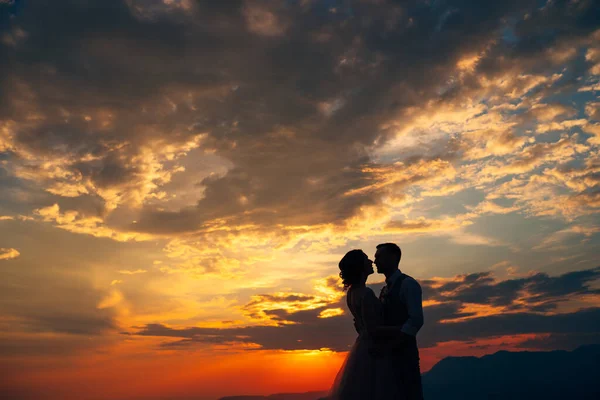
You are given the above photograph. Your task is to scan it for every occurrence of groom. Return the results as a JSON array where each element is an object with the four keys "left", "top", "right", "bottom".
[{"left": 374, "top": 242, "right": 424, "bottom": 400}]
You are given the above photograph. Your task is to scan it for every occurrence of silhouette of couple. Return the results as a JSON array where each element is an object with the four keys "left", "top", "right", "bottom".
[{"left": 327, "top": 243, "right": 424, "bottom": 400}]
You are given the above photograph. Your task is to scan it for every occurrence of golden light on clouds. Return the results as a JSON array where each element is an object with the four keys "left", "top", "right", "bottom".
[
  {"left": 97, "top": 289, "right": 124, "bottom": 310},
  {"left": 117, "top": 269, "right": 147, "bottom": 275},
  {"left": 0, "top": 247, "right": 20, "bottom": 260},
  {"left": 318, "top": 308, "right": 345, "bottom": 318},
  {"left": 1, "top": 1, "right": 600, "bottom": 399}
]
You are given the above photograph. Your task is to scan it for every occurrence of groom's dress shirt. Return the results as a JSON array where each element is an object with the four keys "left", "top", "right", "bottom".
[{"left": 384, "top": 269, "right": 424, "bottom": 336}]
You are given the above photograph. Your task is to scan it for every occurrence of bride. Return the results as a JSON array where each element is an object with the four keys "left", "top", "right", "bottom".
[{"left": 327, "top": 250, "right": 400, "bottom": 400}]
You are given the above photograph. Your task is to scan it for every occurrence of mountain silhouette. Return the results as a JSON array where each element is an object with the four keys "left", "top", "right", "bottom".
[
  {"left": 423, "top": 344, "right": 600, "bottom": 400},
  {"left": 218, "top": 345, "right": 600, "bottom": 400},
  {"left": 218, "top": 392, "right": 327, "bottom": 400}
]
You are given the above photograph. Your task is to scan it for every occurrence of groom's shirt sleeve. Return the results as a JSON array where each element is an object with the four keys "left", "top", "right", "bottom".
[{"left": 400, "top": 278, "right": 424, "bottom": 336}]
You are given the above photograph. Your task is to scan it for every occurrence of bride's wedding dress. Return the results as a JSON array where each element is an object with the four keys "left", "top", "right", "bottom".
[{"left": 327, "top": 286, "right": 400, "bottom": 400}]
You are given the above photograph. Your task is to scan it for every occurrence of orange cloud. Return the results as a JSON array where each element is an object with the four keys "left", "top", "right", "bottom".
[
  {"left": 34, "top": 204, "right": 153, "bottom": 242},
  {"left": 536, "top": 119, "right": 588, "bottom": 134},
  {"left": 318, "top": 308, "right": 345, "bottom": 318},
  {"left": 117, "top": 269, "right": 147, "bottom": 275},
  {"left": 0, "top": 247, "right": 20, "bottom": 260},
  {"left": 241, "top": 284, "right": 344, "bottom": 325},
  {"left": 529, "top": 103, "right": 577, "bottom": 122}
]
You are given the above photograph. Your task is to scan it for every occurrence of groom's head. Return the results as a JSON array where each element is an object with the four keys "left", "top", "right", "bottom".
[{"left": 374, "top": 243, "right": 401, "bottom": 274}]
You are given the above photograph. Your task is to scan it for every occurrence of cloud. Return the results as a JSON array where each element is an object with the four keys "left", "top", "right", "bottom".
[
  {"left": 132, "top": 307, "right": 356, "bottom": 352},
  {"left": 131, "top": 304, "right": 600, "bottom": 352},
  {"left": 466, "top": 201, "right": 521, "bottom": 215},
  {"left": 243, "top": 2, "right": 288, "bottom": 37},
  {"left": 128, "top": 266, "right": 600, "bottom": 352},
  {"left": 385, "top": 218, "right": 463, "bottom": 233},
  {"left": 0, "top": 1, "right": 599, "bottom": 381},
  {"left": 97, "top": 289, "right": 124, "bottom": 310},
  {"left": 117, "top": 269, "right": 147, "bottom": 275},
  {"left": 586, "top": 42, "right": 600, "bottom": 75},
  {"left": 418, "top": 306, "right": 600, "bottom": 348},
  {"left": 34, "top": 204, "right": 153, "bottom": 242},
  {"left": 1, "top": 0, "right": 596, "bottom": 252},
  {"left": 529, "top": 103, "right": 577, "bottom": 122},
  {"left": 584, "top": 123, "right": 600, "bottom": 145},
  {"left": 536, "top": 119, "right": 588, "bottom": 134},
  {"left": 126, "top": 0, "right": 194, "bottom": 20},
  {"left": 382, "top": 215, "right": 504, "bottom": 247},
  {"left": 585, "top": 102, "right": 600, "bottom": 121},
  {"left": 515, "top": 332, "right": 600, "bottom": 350},
  {"left": 0, "top": 274, "right": 119, "bottom": 337},
  {"left": 533, "top": 225, "right": 600, "bottom": 250},
  {"left": 241, "top": 284, "right": 345, "bottom": 326},
  {"left": 3, "top": 1, "right": 600, "bottom": 292},
  {"left": 0, "top": 247, "right": 19, "bottom": 260},
  {"left": 30, "top": 313, "right": 117, "bottom": 336},
  {"left": 421, "top": 267, "right": 600, "bottom": 312},
  {"left": 479, "top": 135, "right": 588, "bottom": 178},
  {"left": 481, "top": 147, "right": 600, "bottom": 221}
]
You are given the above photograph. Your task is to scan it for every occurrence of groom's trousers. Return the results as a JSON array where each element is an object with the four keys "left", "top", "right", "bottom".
[{"left": 393, "top": 337, "right": 424, "bottom": 400}]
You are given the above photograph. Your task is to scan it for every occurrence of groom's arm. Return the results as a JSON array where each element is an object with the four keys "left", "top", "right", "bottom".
[
  {"left": 371, "top": 279, "right": 423, "bottom": 342},
  {"left": 374, "top": 279, "right": 423, "bottom": 347},
  {"left": 400, "top": 278, "right": 424, "bottom": 337}
]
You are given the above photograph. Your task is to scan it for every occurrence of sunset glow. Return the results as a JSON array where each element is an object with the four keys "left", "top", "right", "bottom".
[{"left": 1, "top": 0, "right": 599, "bottom": 399}]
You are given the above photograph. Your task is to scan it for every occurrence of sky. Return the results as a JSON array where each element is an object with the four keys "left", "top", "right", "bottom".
[{"left": 1, "top": 0, "right": 600, "bottom": 399}]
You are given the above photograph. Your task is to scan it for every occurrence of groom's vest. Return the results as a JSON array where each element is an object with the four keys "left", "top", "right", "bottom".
[{"left": 382, "top": 273, "right": 409, "bottom": 327}]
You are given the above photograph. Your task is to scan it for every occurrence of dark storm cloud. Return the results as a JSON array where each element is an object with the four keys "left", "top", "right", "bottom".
[
  {"left": 511, "top": 0, "right": 600, "bottom": 55},
  {"left": 419, "top": 301, "right": 477, "bottom": 323},
  {"left": 515, "top": 332, "right": 600, "bottom": 351},
  {"left": 2, "top": 0, "right": 597, "bottom": 232},
  {"left": 420, "top": 266, "right": 600, "bottom": 310},
  {"left": 130, "top": 266, "right": 600, "bottom": 351},
  {"left": 467, "top": 0, "right": 600, "bottom": 109},
  {"left": 418, "top": 307, "right": 600, "bottom": 347}
]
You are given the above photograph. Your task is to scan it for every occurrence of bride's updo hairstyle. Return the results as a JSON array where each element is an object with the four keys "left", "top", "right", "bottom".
[{"left": 339, "top": 249, "right": 365, "bottom": 290}]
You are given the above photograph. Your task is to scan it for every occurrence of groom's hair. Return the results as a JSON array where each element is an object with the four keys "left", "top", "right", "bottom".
[{"left": 376, "top": 243, "right": 401, "bottom": 266}]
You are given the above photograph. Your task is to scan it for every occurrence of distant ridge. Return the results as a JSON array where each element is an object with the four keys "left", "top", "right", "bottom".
[
  {"left": 218, "top": 391, "right": 328, "bottom": 400},
  {"left": 423, "top": 344, "right": 600, "bottom": 400},
  {"left": 218, "top": 345, "right": 600, "bottom": 400}
]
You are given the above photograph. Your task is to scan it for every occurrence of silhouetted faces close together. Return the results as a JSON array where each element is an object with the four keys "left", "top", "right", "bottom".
[{"left": 339, "top": 243, "right": 402, "bottom": 290}]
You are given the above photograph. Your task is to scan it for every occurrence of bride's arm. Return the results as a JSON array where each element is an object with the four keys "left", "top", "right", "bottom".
[{"left": 361, "top": 288, "right": 382, "bottom": 336}]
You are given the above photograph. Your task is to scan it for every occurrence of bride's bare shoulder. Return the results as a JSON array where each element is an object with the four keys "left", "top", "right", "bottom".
[
  {"left": 356, "top": 286, "right": 375, "bottom": 296},
  {"left": 349, "top": 285, "right": 374, "bottom": 301}
]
